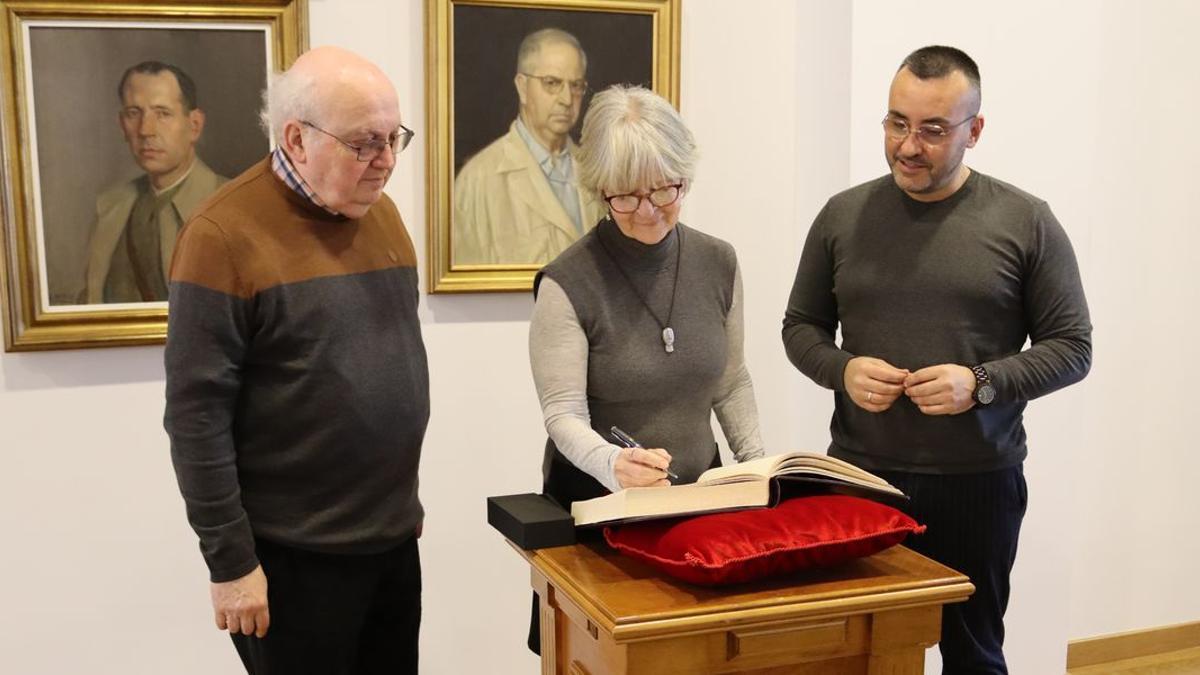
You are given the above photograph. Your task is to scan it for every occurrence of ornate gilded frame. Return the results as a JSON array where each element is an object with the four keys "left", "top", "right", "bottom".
[
  {"left": 0, "top": 0, "right": 307, "bottom": 351},
  {"left": 425, "top": 0, "right": 681, "bottom": 293}
]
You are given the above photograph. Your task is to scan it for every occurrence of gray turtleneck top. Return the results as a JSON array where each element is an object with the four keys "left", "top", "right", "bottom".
[{"left": 530, "top": 220, "right": 764, "bottom": 492}]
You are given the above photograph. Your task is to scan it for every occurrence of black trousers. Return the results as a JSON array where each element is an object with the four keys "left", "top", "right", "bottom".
[
  {"left": 231, "top": 535, "right": 421, "bottom": 675},
  {"left": 528, "top": 444, "right": 721, "bottom": 655},
  {"left": 873, "top": 464, "right": 1027, "bottom": 675}
]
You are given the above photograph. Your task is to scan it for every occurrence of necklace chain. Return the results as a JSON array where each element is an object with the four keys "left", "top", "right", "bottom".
[{"left": 596, "top": 223, "right": 683, "bottom": 354}]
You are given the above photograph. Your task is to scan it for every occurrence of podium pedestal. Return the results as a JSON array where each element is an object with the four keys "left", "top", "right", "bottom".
[{"left": 517, "top": 540, "right": 973, "bottom": 674}]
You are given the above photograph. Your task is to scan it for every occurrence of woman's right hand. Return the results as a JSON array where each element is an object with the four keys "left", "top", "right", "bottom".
[{"left": 614, "top": 446, "right": 673, "bottom": 488}]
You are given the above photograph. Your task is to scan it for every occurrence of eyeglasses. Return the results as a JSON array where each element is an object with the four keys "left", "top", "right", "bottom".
[
  {"left": 881, "top": 114, "right": 976, "bottom": 145},
  {"left": 603, "top": 183, "right": 684, "bottom": 214},
  {"left": 301, "top": 120, "right": 415, "bottom": 161},
  {"left": 520, "top": 73, "right": 588, "bottom": 98}
]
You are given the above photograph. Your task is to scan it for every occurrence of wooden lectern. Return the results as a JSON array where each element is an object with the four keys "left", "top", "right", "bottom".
[{"left": 517, "top": 540, "right": 973, "bottom": 674}]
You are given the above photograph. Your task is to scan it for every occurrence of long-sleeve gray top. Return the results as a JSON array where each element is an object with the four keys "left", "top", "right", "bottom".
[
  {"left": 783, "top": 171, "right": 1092, "bottom": 473},
  {"left": 531, "top": 221, "right": 764, "bottom": 492}
]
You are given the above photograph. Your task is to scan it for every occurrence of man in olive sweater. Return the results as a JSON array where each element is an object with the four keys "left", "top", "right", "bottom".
[
  {"left": 164, "top": 46, "right": 426, "bottom": 673},
  {"left": 783, "top": 46, "right": 1091, "bottom": 674}
]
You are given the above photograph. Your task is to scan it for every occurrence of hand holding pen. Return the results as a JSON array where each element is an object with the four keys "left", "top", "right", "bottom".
[{"left": 610, "top": 426, "right": 679, "bottom": 489}]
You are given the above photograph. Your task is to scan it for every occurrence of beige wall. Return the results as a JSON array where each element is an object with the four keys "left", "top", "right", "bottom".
[
  {"left": 1, "top": 1, "right": 1196, "bottom": 673},
  {"left": 849, "top": 3, "right": 1200, "bottom": 672}
]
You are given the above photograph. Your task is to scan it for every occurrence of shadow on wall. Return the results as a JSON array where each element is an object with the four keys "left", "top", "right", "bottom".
[
  {"left": 1, "top": 345, "right": 165, "bottom": 391},
  {"left": 425, "top": 292, "right": 536, "bottom": 324}
]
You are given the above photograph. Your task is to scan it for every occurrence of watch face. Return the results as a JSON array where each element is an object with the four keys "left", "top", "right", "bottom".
[{"left": 976, "top": 384, "right": 996, "bottom": 405}]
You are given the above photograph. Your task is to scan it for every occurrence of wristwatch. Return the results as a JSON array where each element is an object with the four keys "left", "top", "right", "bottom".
[{"left": 971, "top": 365, "right": 996, "bottom": 406}]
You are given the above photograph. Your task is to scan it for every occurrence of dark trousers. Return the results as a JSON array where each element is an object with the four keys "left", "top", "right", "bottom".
[
  {"left": 873, "top": 464, "right": 1027, "bottom": 675},
  {"left": 231, "top": 535, "right": 421, "bottom": 675},
  {"left": 528, "top": 443, "right": 722, "bottom": 654}
]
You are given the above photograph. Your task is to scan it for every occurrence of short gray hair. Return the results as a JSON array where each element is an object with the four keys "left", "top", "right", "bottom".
[
  {"left": 259, "top": 67, "right": 320, "bottom": 144},
  {"left": 576, "top": 85, "right": 696, "bottom": 195},
  {"left": 516, "top": 28, "right": 587, "bottom": 74}
]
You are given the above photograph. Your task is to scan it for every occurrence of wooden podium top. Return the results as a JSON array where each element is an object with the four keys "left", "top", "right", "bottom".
[{"left": 519, "top": 539, "right": 973, "bottom": 643}]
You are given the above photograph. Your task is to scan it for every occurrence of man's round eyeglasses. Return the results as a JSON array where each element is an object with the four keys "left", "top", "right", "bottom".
[
  {"left": 301, "top": 120, "right": 415, "bottom": 162},
  {"left": 520, "top": 73, "right": 588, "bottom": 98},
  {"left": 881, "top": 114, "right": 975, "bottom": 146},
  {"left": 603, "top": 184, "right": 684, "bottom": 214}
]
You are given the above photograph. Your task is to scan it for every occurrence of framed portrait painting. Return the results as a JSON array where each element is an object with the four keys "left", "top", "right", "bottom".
[
  {"left": 0, "top": 0, "right": 307, "bottom": 351},
  {"left": 425, "top": 0, "right": 681, "bottom": 293}
]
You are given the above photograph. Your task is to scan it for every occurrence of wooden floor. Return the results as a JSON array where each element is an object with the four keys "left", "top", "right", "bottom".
[{"left": 1067, "top": 646, "right": 1200, "bottom": 674}]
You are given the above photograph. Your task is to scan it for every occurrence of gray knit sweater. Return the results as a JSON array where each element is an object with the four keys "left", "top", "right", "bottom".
[
  {"left": 164, "top": 160, "right": 429, "bottom": 582},
  {"left": 783, "top": 170, "right": 1092, "bottom": 474},
  {"left": 530, "top": 220, "right": 764, "bottom": 492}
]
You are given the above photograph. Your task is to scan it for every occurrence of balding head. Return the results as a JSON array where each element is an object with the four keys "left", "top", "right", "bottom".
[
  {"left": 261, "top": 46, "right": 399, "bottom": 144},
  {"left": 263, "top": 46, "right": 405, "bottom": 218},
  {"left": 514, "top": 29, "right": 587, "bottom": 154}
]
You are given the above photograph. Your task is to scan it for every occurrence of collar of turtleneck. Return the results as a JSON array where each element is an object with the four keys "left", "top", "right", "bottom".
[{"left": 595, "top": 217, "right": 680, "bottom": 272}]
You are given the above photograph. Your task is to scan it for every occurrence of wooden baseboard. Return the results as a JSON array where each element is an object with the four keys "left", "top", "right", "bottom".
[{"left": 1067, "top": 620, "right": 1200, "bottom": 669}]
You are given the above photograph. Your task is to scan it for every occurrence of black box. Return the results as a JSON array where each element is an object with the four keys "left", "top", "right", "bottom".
[{"left": 487, "top": 493, "right": 576, "bottom": 550}]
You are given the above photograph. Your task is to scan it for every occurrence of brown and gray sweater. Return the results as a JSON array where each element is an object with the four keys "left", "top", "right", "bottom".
[{"left": 164, "top": 158, "right": 429, "bottom": 582}]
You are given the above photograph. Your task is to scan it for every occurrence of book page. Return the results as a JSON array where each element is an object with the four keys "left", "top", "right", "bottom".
[
  {"left": 698, "top": 451, "right": 902, "bottom": 494},
  {"left": 571, "top": 451, "right": 907, "bottom": 526},
  {"left": 571, "top": 478, "right": 771, "bottom": 526},
  {"left": 696, "top": 454, "right": 785, "bottom": 483},
  {"left": 774, "top": 466, "right": 903, "bottom": 495},
  {"left": 774, "top": 454, "right": 893, "bottom": 487}
]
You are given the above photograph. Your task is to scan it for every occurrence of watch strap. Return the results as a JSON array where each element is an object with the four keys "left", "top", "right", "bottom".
[
  {"left": 970, "top": 364, "right": 995, "bottom": 405},
  {"left": 970, "top": 364, "right": 991, "bottom": 386}
]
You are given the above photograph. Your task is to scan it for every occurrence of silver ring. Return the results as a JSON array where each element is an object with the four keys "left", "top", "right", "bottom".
[{"left": 866, "top": 391, "right": 874, "bottom": 403}]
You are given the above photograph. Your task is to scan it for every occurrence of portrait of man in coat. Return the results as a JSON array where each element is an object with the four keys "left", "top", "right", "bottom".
[{"left": 451, "top": 28, "right": 605, "bottom": 266}]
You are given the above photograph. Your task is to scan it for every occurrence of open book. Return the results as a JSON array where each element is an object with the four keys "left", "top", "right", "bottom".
[{"left": 571, "top": 451, "right": 906, "bottom": 527}]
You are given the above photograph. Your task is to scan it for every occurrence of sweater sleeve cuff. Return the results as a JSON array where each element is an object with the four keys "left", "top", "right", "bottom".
[
  {"left": 981, "top": 360, "right": 1006, "bottom": 403},
  {"left": 199, "top": 516, "right": 259, "bottom": 583},
  {"left": 209, "top": 556, "right": 261, "bottom": 584},
  {"left": 829, "top": 351, "right": 855, "bottom": 392},
  {"left": 602, "top": 447, "right": 622, "bottom": 493}
]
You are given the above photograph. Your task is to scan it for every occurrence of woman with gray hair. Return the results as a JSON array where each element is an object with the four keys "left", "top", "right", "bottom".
[{"left": 525, "top": 84, "right": 765, "bottom": 651}]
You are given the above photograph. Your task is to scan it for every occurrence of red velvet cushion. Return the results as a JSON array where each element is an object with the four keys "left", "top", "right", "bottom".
[{"left": 603, "top": 495, "right": 924, "bottom": 586}]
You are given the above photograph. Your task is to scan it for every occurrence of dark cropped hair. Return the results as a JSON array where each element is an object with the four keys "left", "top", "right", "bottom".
[
  {"left": 900, "top": 45, "right": 981, "bottom": 92},
  {"left": 117, "top": 60, "right": 198, "bottom": 111}
]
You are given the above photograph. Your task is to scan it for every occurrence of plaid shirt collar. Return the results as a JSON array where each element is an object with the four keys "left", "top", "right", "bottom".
[{"left": 271, "top": 147, "right": 339, "bottom": 215}]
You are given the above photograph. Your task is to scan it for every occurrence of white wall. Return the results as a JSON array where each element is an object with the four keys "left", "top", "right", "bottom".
[
  {"left": 1061, "top": 0, "right": 1200, "bottom": 637},
  {"left": 849, "top": 1, "right": 1200, "bottom": 671},
  {"left": 1, "top": 1, "right": 1197, "bottom": 674}
]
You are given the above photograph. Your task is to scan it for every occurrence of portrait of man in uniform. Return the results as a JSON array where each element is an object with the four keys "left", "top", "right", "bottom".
[
  {"left": 82, "top": 61, "right": 227, "bottom": 304},
  {"left": 0, "top": 12, "right": 305, "bottom": 351},
  {"left": 17, "top": 24, "right": 269, "bottom": 308}
]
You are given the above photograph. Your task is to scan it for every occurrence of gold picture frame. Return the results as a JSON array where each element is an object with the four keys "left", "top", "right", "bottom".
[
  {"left": 425, "top": 0, "right": 680, "bottom": 293},
  {"left": 0, "top": 0, "right": 307, "bottom": 351}
]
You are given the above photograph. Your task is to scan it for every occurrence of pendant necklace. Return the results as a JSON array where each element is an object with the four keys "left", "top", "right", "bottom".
[{"left": 597, "top": 222, "right": 683, "bottom": 354}]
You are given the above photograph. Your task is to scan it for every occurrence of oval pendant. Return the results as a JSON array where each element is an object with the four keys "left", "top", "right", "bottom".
[{"left": 662, "top": 327, "right": 675, "bottom": 353}]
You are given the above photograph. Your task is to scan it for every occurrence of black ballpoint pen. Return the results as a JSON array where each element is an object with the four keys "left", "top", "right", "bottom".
[{"left": 609, "top": 426, "right": 680, "bottom": 480}]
